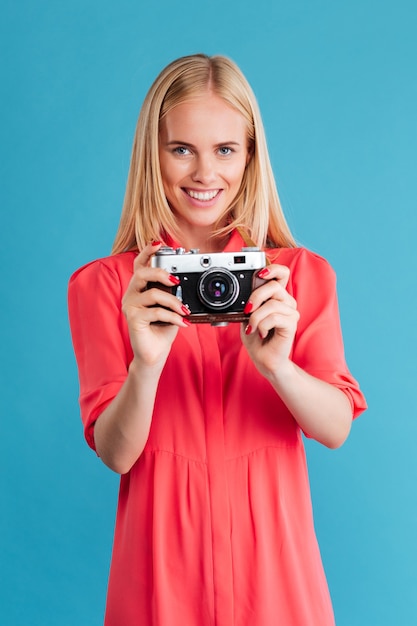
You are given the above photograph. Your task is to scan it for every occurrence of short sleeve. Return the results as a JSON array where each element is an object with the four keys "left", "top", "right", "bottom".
[
  {"left": 68, "top": 258, "right": 133, "bottom": 451},
  {"left": 287, "top": 249, "right": 367, "bottom": 420}
]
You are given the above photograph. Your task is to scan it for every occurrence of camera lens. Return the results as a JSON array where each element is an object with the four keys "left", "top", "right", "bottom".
[{"left": 198, "top": 268, "right": 239, "bottom": 310}]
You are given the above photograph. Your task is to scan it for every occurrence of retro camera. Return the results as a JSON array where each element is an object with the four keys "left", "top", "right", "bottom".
[{"left": 149, "top": 246, "right": 266, "bottom": 326}]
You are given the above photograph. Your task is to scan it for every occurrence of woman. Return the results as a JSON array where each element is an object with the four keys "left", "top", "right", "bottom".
[{"left": 68, "top": 53, "right": 366, "bottom": 625}]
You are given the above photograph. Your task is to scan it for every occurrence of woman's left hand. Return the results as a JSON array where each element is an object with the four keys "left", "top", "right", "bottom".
[{"left": 241, "top": 264, "right": 299, "bottom": 380}]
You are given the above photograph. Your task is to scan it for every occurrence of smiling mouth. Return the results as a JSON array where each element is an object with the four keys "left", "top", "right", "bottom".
[{"left": 185, "top": 189, "right": 220, "bottom": 201}]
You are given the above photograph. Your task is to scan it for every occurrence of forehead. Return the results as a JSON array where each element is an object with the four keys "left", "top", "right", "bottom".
[{"left": 160, "top": 93, "right": 248, "bottom": 141}]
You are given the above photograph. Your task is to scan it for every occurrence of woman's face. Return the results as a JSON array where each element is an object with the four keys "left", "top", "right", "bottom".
[{"left": 159, "top": 92, "right": 250, "bottom": 248}]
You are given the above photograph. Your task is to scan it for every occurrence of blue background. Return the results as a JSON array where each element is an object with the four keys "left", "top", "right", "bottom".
[{"left": 1, "top": 1, "right": 416, "bottom": 624}]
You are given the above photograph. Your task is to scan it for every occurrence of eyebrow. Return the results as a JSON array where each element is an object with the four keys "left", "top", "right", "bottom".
[{"left": 164, "top": 140, "right": 242, "bottom": 148}]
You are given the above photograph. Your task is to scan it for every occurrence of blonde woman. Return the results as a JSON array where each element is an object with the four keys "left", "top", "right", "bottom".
[{"left": 68, "top": 54, "right": 366, "bottom": 626}]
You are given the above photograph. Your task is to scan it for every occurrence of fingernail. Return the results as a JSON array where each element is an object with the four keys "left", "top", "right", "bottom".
[
  {"left": 245, "top": 324, "right": 252, "bottom": 336},
  {"left": 151, "top": 240, "right": 162, "bottom": 246},
  {"left": 169, "top": 274, "right": 180, "bottom": 285},
  {"left": 258, "top": 331, "right": 264, "bottom": 340},
  {"left": 243, "top": 301, "right": 253, "bottom": 314},
  {"left": 181, "top": 304, "right": 190, "bottom": 315},
  {"left": 183, "top": 318, "right": 192, "bottom": 327},
  {"left": 258, "top": 268, "right": 270, "bottom": 279}
]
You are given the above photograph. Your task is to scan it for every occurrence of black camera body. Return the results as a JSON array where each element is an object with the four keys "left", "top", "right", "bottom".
[{"left": 149, "top": 246, "right": 266, "bottom": 326}]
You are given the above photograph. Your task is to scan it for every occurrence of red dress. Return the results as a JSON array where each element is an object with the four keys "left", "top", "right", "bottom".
[{"left": 68, "top": 230, "right": 366, "bottom": 626}]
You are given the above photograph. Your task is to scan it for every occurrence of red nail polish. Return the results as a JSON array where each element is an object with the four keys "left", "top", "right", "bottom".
[
  {"left": 169, "top": 274, "right": 180, "bottom": 285},
  {"left": 258, "top": 331, "right": 264, "bottom": 340},
  {"left": 181, "top": 304, "right": 190, "bottom": 315},
  {"left": 243, "top": 301, "right": 253, "bottom": 314},
  {"left": 258, "top": 268, "right": 270, "bottom": 279},
  {"left": 151, "top": 240, "right": 162, "bottom": 246},
  {"left": 183, "top": 318, "right": 192, "bottom": 327},
  {"left": 245, "top": 324, "right": 252, "bottom": 336}
]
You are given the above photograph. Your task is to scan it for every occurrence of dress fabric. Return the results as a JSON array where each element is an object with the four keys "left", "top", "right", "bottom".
[{"left": 68, "top": 230, "right": 367, "bottom": 626}]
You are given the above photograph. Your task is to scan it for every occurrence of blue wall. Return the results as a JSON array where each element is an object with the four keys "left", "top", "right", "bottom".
[{"left": 1, "top": 1, "right": 416, "bottom": 624}]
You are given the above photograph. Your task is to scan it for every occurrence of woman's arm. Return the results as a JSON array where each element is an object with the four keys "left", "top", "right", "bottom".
[
  {"left": 93, "top": 243, "right": 190, "bottom": 473},
  {"left": 93, "top": 359, "right": 164, "bottom": 474},
  {"left": 261, "top": 360, "right": 352, "bottom": 448},
  {"left": 241, "top": 263, "right": 352, "bottom": 448}
]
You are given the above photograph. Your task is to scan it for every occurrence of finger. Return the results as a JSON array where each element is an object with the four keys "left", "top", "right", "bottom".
[
  {"left": 244, "top": 300, "right": 299, "bottom": 337},
  {"left": 249, "top": 299, "right": 299, "bottom": 327},
  {"left": 127, "top": 243, "right": 165, "bottom": 295},
  {"left": 257, "top": 264, "right": 290, "bottom": 289},
  {"left": 122, "top": 284, "right": 191, "bottom": 329},
  {"left": 129, "top": 267, "right": 181, "bottom": 295},
  {"left": 133, "top": 241, "right": 163, "bottom": 271},
  {"left": 246, "top": 280, "right": 297, "bottom": 313},
  {"left": 125, "top": 286, "right": 189, "bottom": 315},
  {"left": 257, "top": 309, "right": 299, "bottom": 340},
  {"left": 123, "top": 294, "right": 190, "bottom": 329},
  {"left": 132, "top": 304, "right": 191, "bottom": 328}
]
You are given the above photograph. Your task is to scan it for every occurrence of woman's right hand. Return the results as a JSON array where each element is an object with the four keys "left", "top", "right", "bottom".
[{"left": 122, "top": 242, "right": 190, "bottom": 368}]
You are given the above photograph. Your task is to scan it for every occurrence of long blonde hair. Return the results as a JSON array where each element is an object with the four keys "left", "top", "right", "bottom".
[{"left": 112, "top": 54, "right": 295, "bottom": 254}]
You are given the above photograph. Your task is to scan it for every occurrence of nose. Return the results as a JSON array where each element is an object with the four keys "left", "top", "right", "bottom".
[{"left": 191, "top": 154, "right": 217, "bottom": 185}]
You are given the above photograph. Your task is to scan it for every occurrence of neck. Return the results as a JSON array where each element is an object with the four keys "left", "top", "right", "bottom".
[{"left": 172, "top": 230, "right": 230, "bottom": 253}]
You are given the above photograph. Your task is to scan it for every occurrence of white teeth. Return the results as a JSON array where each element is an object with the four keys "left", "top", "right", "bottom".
[{"left": 187, "top": 190, "right": 219, "bottom": 201}]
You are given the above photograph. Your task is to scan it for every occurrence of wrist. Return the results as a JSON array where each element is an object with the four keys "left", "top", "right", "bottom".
[
  {"left": 265, "top": 358, "right": 298, "bottom": 389},
  {"left": 128, "top": 356, "right": 165, "bottom": 382}
]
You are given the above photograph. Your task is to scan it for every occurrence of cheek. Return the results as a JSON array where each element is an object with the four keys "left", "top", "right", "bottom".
[
  {"left": 161, "top": 161, "right": 189, "bottom": 189},
  {"left": 230, "top": 161, "right": 247, "bottom": 186},
  {"left": 159, "top": 162, "right": 177, "bottom": 191}
]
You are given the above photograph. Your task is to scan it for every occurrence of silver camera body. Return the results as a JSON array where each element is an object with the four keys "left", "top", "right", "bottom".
[{"left": 150, "top": 246, "right": 266, "bottom": 326}]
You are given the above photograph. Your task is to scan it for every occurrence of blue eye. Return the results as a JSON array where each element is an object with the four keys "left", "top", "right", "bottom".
[
  {"left": 218, "top": 147, "right": 232, "bottom": 156},
  {"left": 174, "top": 146, "right": 190, "bottom": 155}
]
